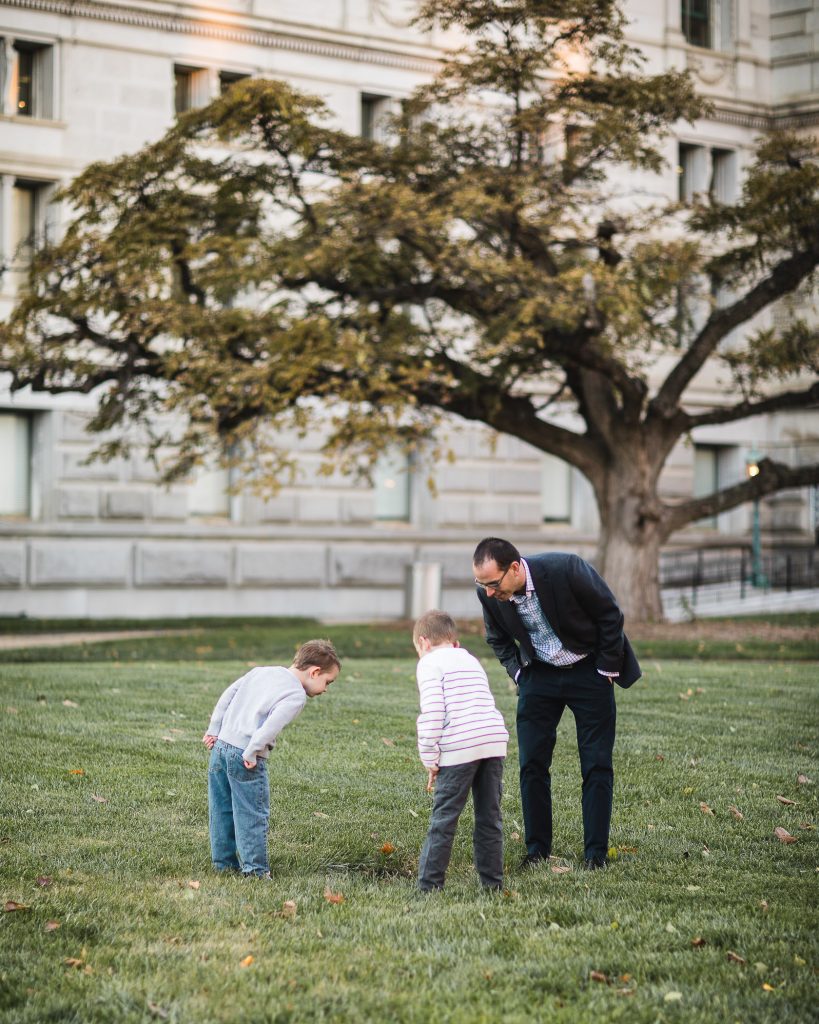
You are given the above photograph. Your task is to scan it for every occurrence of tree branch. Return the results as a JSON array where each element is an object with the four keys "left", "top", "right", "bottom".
[
  {"left": 650, "top": 245, "right": 819, "bottom": 419},
  {"left": 683, "top": 379, "right": 819, "bottom": 430},
  {"left": 665, "top": 458, "right": 819, "bottom": 534}
]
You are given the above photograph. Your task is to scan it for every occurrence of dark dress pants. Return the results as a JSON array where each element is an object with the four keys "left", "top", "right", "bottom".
[{"left": 516, "top": 657, "right": 616, "bottom": 862}]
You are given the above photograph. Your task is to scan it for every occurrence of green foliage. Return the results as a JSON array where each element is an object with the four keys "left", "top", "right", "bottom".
[
  {"left": 0, "top": 656, "right": 816, "bottom": 1022},
  {"left": 1, "top": 1, "right": 818, "bottom": 618}
]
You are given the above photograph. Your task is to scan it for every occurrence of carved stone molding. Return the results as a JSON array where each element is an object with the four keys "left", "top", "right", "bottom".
[{"left": 2, "top": 0, "right": 440, "bottom": 73}]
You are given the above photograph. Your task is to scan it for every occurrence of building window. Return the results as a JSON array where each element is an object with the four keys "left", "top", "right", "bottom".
[
  {"left": 5, "top": 40, "right": 55, "bottom": 119},
  {"left": 710, "top": 148, "right": 737, "bottom": 203},
  {"left": 374, "top": 450, "right": 411, "bottom": 521},
  {"left": 174, "top": 65, "right": 210, "bottom": 115},
  {"left": 678, "top": 144, "right": 736, "bottom": 204},
  {"left": 541, "top": 453, "right": 572, "bottom": 523},
  {"left": 0, "top": 412, "right": 31, "bottom": 516},
  {"left": 4, "top": 178, "right": 57, "bottom": 291},
  {"left": 219, "top": 70, "right": 250, "bottom": 95},
  {"left": 361, "top": 94, "right": 392, "bottom": 142},
  {"left": 682, "top": 0, "right": 711, "bottom": 48},
  {"left": 693, "top": 444, "right": 721, "bottom": 527},
  {"left": 188, "top": 465, "right": 230, "bottom": 518}
]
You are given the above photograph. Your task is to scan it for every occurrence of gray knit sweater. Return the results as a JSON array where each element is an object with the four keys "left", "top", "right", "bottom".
[{"left": 206, "top": 666, "right": 307, "bottom": 765}]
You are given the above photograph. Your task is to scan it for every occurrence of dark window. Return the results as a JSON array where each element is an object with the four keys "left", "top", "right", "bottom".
[
  {"left": 682, "top": 0, "right": 711, "bottom": 49},
  {"left": 15, "top": 45, "right": 34, "bottom": 116},
  {"left": 361, "top": 94, "right": 391, "bottom": 141},
  {"left": 219, "top": 71, "right": 250, "bottom": 95},
  {"left": 174, "top": 66, "right": 193, "bottom": 115}
]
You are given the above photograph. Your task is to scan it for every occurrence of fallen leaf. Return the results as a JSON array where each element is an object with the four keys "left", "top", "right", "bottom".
[
  {"left": 760, "top": 900, "right": 769, "bottom": 912},
  {"left": 90, "top": 795, "right": 108, "bottom": 804},
  {"left": 381, "top": 737, "right": 395, "bottom": 747},
  {"left": 689, "top": 758, "right": 699, "bottom": 767},
  {"left": 281, "top": 900, "right": 297, "bottom": 918},
  {"left": 654, "top": 754, "right": 665, "bottom": 761},
  {"left": 776, "top": 795, "right": 796, "bottom": 806},
  {"left": 313, "top": 811, "right": 329, "bottom": 819},
  {"left": 510, "top": 831, "right": 520, "bottom": 840},
  {"left": 379, "top": 843, "right": 395, "bottom": 855},
  {"left": 617, "top": 987, "right": 636, "bottom": 996},
  {"left": 68, "top": 769, "right": 85, "bottom": 776},
  {"left": 729, "top": 805, "right": 744, "bottom": 820},
  {"left": 762, "top": 983, "right": 775, "bottom": 992},
  {"left": 3, "top": 901, "right": 30, "bottom": 912},
  {"left": 797, "top": 774, "right": 812, "bottom": 785},
  {"left": 187, "top": 880, "right": 200, "bottom": 890},
  {"left": 774, "top": 826, "right": 797, "bottom": 844},
  {"left": 64, "top": 957, "right": 84, "bottom": 968},
  {"left": 620, "top": 974, "right": 632, "bottom": 983},
  {"left": 36, "top": 876, "right": 52, "bottom": 887},
  {"left": 240, "top": 955, "right": 254, "bottom": 967},
  {"left": 678, "top": 693, "right": 690, "bottom": 701},
  {"left": 590, "top": 970, "right": 608, "bottom": 983},
  {"left": 44, "top": 920, "right": 60, "bottom": 932},
  {"left": 664, "top": 991, "right": 683, "bottom": 1003},
  {"left": 798, "top": 822, "right": 814, "bottom": 830},
  {"left": 161, "top": 736, "right": 175, "bottom": 743},
  {"left": 551, "top": 865, "right": 572, "bottom": 874},
  {"left": 323, "top": 888, "right": 344, "bottom": 905},
  {"left": 147, "top": 1003, "right": 170, "bottom": 1020},
  {"left": 62, "top": 700, "right": 79, "bottom": 708},
  {"left": 726, "top": 951, "right": 746, "bottom": 964},
  {"left": 699, "top": 802, "right": 715, "bottom": 816},
  {"left": 691, "top": 937, "right": 707, "bottom": 947}
]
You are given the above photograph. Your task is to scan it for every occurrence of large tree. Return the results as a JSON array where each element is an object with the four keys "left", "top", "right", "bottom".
[{"left": 2, "top": 0, "right": 818, "bottom": 620}]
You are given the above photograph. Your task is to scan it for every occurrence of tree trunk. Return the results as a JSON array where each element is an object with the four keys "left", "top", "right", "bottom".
[
  {"left": 593, "top": 447, "right": 668, "bottom": 623},
  {"left": 597, "top": 525, "right": 664, "bottom": 623}
]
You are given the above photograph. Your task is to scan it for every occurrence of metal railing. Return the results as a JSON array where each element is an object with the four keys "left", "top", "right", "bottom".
[{"left": 660, "top": 545, "right": 819, "bottom": 599}]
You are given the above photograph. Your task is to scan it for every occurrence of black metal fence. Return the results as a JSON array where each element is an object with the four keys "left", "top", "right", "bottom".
[{"left": 660, "top": 545, "right": 819, "bottom": 597}]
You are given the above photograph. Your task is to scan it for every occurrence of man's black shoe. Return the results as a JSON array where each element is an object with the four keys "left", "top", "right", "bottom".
[
  {"left": 518, "top": 853, "right": 548, "bottom": 869},
  {"left": 583, "top": 857, "right": 608, "bottom": 871}
]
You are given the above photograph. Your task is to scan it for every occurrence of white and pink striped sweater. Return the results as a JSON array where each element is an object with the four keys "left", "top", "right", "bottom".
[{"left": 416, "top": 645, "right": 509, "bottom": 769}]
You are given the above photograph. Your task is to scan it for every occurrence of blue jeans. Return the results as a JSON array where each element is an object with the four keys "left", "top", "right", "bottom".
[
  {"left": 208, "top": 740, "right": 270, "bottom": 876},
  {"left": 418, "top": 757, "right": 505, "bottom": 891}
]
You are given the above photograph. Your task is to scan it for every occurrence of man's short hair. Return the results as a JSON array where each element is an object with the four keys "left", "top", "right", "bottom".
[
  {"left": 413, "top": 610, "right": 458, "bottom": 647},
  {"left": 294, "top": 639, "right": 341, "bottom": 672},
  {"left": 472, "top": 537, "right": 521, "bottom": 571}
]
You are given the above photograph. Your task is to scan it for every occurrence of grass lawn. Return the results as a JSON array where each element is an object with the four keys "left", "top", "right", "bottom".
[{"left": 0, "top": 652, "right": 816, "bottom": 1023}]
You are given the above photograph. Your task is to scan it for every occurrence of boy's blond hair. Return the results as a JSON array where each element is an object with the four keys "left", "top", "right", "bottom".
[
  {"left": 412, "top": 610, "right": 458, "bottom": 648},
  {"left": 293, "top": 639, "right": 341, "bottom": 672}
]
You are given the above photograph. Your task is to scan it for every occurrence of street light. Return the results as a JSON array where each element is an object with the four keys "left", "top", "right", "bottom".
[{"left": 745, "top": 447, "right": 768, "bottom": 588}]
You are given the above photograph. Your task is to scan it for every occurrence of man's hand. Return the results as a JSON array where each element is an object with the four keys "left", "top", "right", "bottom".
[
  {"left": 243, "top": 759, "right": 257, "bottom": 770},
  {"left": 426, "top": 766, "right": 439, "bottom": 793},
  {"left": 202, "top": 733, "right": 217, "bottom": 749}
]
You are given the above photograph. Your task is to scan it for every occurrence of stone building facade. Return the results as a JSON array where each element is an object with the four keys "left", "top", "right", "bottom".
[{"left": 0, "top": 0, "right": 817, "bottom": 619}]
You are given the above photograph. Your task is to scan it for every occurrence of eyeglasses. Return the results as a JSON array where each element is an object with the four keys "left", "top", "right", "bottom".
[{"left": 474, "top": 564, "right": 513, "bottom": 592}]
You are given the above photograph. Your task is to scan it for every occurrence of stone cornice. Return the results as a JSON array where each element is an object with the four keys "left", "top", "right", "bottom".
[
  {"left": 712, "top": 104, "right": 819, "bottom": 131},
  {"left": 1, "top": 0, "right": 442, "bottom": 73}
]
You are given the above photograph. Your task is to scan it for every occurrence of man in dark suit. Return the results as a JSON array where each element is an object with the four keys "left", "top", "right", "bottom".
[{"left": 472, "top": 537, "right": 640, "bottom": 870}]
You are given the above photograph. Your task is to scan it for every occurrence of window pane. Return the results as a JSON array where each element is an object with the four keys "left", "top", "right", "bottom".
[
  {"left": 0, "top": 413, "right": 31, "bottom": 516},
  {"left": 374, "top": 450, "right": 410, "bottom": 520},
  {"left": 361, "top": 94, "right": 391, "bottom": 141},
  {"left": 710, "top": 148, "right": 736, "bottom": 203},
  {"left": 694, "top": 445, "right": 718, "bottom": 527},
  {"left": 174, "top": 67, "right": 192, "bottom": 114},
  {"left": 220, "top": 71, "right": 249, "bottom": 94},
  {"left": 682, "top": 0, "right": 711, "bottom": 48},
  {"left": 15, "top": 46, "right": 34, "bottom": 116},
  {"left": 541, "top": 453, "right": 571, "bottom": 522}
]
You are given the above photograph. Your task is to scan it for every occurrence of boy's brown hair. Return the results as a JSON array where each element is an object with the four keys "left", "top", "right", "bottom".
[
  {"left": 412, "top": 610, "right": 458, "bottom": 648},
  {"left": 293, "top": 639, "right": 341, "bottom": 672}
]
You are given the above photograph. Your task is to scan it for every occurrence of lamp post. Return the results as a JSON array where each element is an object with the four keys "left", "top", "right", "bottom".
[{"left": 745, "top": 447, "right": 767, "bottom": 588}]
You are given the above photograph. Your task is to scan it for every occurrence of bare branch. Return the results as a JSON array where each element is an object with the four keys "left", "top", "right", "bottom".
[
  {"left": 665, "top": 458, "right": 819, "bottom": 534},
  {"left": 683, "top": 379, "right": 819, "bottom": 430}
]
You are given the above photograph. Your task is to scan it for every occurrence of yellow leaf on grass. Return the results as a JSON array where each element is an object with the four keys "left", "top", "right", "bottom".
[
  {"left": 726, "top": 951, "right": 746, "bottom": 964},
  {"left": 381, "top": 737, "right": 395, "bottom": 747},
  {"left": 324, "top": 888, "right": 344, "bottom": 904},
  {"left": 699, "top": 802, "right": 715, "bottom": 816},
  {"left": 762, "top": 983, "right": 775, "bottom": 992},
  {"left": 68, "top": 769, "right": 85, "bottom": 776},
  {"left": 240, "top": 955, "right": 254, "bottom": 967},
  {"left": 4, "top": 901, "right": 29, "bottom": 912},
  {"left": 281, "top": 900, "right": 297, "bottom": 918},
  {"left": 187, "top": 880, "right": 200, "bottom": 890},
  {"left": 44, "top": 920, "right": 60, "bottom": 932}
]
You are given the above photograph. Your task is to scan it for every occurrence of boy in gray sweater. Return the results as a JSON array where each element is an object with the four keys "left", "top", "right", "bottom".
[{"left": 202, "top": 638, "right": 341, "bottom": 878}]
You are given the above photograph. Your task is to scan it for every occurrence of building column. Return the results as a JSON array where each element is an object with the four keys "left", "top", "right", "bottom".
[{"left": 0, "top": 174, "right": 16, "bottom": 295}]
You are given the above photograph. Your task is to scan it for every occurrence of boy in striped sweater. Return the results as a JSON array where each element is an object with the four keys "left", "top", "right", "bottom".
[{"left": 414, "top": 610, "right": 509, "bottom": 891}]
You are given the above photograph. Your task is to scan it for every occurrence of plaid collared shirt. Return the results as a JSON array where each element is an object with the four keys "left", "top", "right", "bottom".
[{"left": 509, "top": 559, "right": 586, "bottom": 667}]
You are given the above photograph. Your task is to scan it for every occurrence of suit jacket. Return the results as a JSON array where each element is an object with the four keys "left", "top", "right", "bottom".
[{"left": 477, "top": 552, "right": 641, "bottom": 689}]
